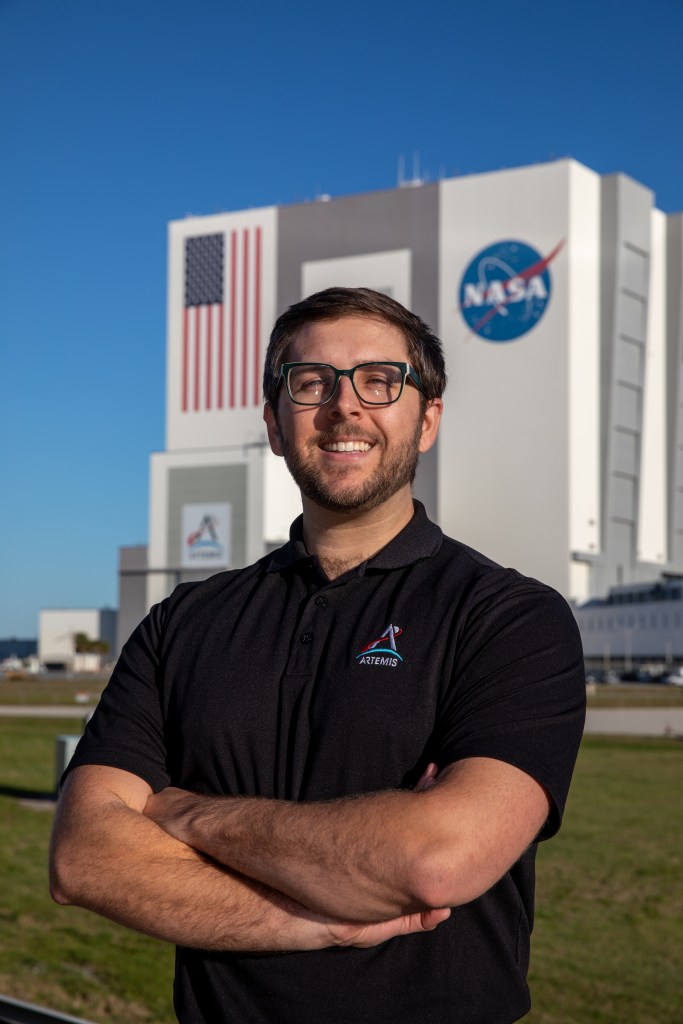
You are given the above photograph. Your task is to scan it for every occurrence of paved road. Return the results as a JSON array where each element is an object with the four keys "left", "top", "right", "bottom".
[
  {"left": 584, "top": 706, "right": 683, "bottom": 737},
  {"left": 2, "top": 704, "right": 683, "bottom": 737},
  {"left": 0, "top": 705, "right": 95, "bottom": 718}
]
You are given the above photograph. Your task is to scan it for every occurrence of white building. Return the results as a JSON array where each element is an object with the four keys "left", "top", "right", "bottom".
[
  {"left": 574, "top": 578, "right": 683, "bottom": 665},
  {"left": 39, "top": 608, "right": 117, "bottom": 671},
  {"left": 117, "top": 158, "right": 683, "bottom": 656}
]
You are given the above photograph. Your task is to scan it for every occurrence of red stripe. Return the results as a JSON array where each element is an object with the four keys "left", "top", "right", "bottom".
[
  {"left": 253, "top": 227, "right": 261, "bottom": 406},
  {"left": 194, "top": 305, "right": 201, "bottom": 411},
  {"left": 182, "top": 306, "right": 189, "bottom": 412},
  {"left": 206, "top": 304, "right": 213, "bottom": 410},
  {"left": 230, "top": 231, "right": 237, "bottom": 408},
  {"left": 217, "top": 304, "right": 224, "bottom": 409},
  {"left": 242, "top": 229, "right": 249, "bottom": 407}
]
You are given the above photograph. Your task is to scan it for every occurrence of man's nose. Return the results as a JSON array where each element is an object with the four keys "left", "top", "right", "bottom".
[{"left": 325, "top": 374, "right": 362, "bottom": 416}]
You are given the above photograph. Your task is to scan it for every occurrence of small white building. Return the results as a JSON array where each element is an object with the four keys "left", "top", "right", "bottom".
[
  {"left": 38, "top": 608, "right": 117, "bottom": 671},
  {"left": 574, "top": 578, "right": 683, "bottom": 666}
]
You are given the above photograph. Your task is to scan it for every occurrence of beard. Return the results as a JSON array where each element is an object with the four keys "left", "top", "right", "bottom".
[{"left": 278, "top": 419, "right": 423, "bottom": 514}]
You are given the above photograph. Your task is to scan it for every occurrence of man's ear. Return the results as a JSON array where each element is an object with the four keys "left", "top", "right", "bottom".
[
  {"left": 418, "top": 398, "right": 443, "bottom": 454},
  {"left": 264, "top": 402, "right": 284, "bottom": 456}
]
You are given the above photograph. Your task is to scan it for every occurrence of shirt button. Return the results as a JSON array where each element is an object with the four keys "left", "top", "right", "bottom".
[
  {"left": 300, "top": 631, "right": 314, "bottom": 644},
  {"left": 315, "top": 596, "right": 328, "bottom": 608}
]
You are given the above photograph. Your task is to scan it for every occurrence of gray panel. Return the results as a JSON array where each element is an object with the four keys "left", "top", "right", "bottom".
[
  {"left": 613, "top": 339, "right": 642, "bottom": 387},
  {"left": 611, "top": 475, "right": 636, "bottom": 521},
  {"left": 600, "top": 174, "right": 651, "bottom": 578},
  {"left": 119, "top": 545, "right": 148, "bottom": 572},
  {"left": 99, "top": 610, "right": 118, "bottom": 653},
  {"left": 116, "top": 545, "right": 149, "bottom": 656},
  {"left": 600, "top": 176, "right": 619, "bottom": 491},
  {"left": 276, "top": 185, "right": 440, "bottom": 520},
  {"left": 617, "top": 292, "right": 647, "bottom": 341},
  {"left": 277, "top": 185, "right": 439, "bottom": 323},
  {"left": 609, "top": 519, "right": 635, "bottom": 568},
  {"left": 667, "top": 215, "right": 683, "bottom": 563},
  {"left": 167, "top": 465, "right": 248, "bottom": 570},
  {"left": 609, "top": 175, "right": 654, "bottom": 248},
  {"left": 620, "top": 245, "right": 648, "bottom": 296},
  {"left": 415, "top": 446, "right": 438, "bottom": 515},
  {"left": 613, "top": 430, "right": 638, "bottom": 476},
  {"left": 614, "top": 383, "right": 640, "bottom": 430}
]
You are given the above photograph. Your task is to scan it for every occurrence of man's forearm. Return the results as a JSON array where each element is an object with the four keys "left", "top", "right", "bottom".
[
  {"left": 144, "top": 759, "right": 550, "bottom": 921},
  {"left": 144, "top": 785, "right": 443, "bottom": 921},
  {"left": 51, "top": 787, "right": 320, "bottom": 951},
  {"left": 50, "top": 767, "right": 449, "bottom": 951}
]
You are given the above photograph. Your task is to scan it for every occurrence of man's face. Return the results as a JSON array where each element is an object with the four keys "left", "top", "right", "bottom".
[{"left": 264, "top": 315, "right": 442, "bottom": 515}]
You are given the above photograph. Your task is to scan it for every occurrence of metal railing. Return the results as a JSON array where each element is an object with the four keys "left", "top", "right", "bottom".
[{"left": 0, "top": 996, "right": 96, "bottom": 1024}]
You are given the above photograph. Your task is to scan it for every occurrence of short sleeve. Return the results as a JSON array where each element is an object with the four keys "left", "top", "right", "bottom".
[
  {"left": 434, "top": 577, "right": 586, "bottom": 838},
  {"left": 63, "top": 601, "right": 172, "bottom": 792}
]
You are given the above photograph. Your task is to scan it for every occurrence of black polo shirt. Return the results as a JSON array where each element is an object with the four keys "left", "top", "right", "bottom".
[{"left": 69, "top": 502, "right": 586, "bottom": 1024}]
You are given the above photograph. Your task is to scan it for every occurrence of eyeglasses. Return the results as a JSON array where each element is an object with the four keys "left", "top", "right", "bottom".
[{"left": 278, "top": 361, "right": 425, "bottom": 407}]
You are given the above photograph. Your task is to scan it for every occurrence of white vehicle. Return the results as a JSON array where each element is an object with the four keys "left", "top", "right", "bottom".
[{"left": 661, "top": 670, "right": 683, "bottom": 687}]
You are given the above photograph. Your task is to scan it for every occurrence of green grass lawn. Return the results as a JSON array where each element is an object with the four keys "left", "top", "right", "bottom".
[
  {"left": 3, "top": 676, "right": 683, "bottom": 708},
  {"left": 0, "top": 721, "right": 681, "bottom": 1023},
  {"left": 0, "top": 718, "right": 175, "bottom": 1023},
  {"left": 527, "top": 736, "right": 683, "bottom": 1023},
  {"left": 0, "top": 676, "right": 106, "bottom": 706},
  {"left": 586, "top": 683, "right": 683, "bottom": 708}
]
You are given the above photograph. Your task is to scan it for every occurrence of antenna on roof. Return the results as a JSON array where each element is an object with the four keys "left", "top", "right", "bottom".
[{"left": 398, "top": 151, "right": 425, "bottom": 188}]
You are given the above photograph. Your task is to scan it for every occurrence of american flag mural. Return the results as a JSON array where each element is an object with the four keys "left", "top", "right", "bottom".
[{"left": 182, "top": 227, "right": 263, "bottom": 412}]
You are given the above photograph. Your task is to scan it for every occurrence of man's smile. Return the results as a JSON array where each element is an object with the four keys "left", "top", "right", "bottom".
[{"left": 320, "top": 440, "right": 374, "bottom": 453}]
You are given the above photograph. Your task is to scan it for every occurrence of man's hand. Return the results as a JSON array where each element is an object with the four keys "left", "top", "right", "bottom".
[
  {"left": 143, "top": 786, "right": 203, "bottom": 845},
  {"left": 414, "top": 762, "right": 439, "bottom": 791},
  {"left": 326, "top": 908, "right": 450, "bottom": 948}
]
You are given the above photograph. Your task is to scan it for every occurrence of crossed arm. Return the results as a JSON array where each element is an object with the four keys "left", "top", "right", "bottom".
[
  {"left": 49, "top": 764, "right": 449, "bottom": 952},
  {"left": 50, "top": 757, "right": 549, "bottom": 950},
  {"left": 142, "top": 757, "right": 549, "bottom": 921}
]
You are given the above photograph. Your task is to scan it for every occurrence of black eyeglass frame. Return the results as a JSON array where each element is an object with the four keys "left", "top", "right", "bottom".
[{"left": 277, "top": 361, "right": 425, "bottom": 407}]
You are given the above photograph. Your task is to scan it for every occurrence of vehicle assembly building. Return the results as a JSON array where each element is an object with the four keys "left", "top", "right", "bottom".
[{"left": 117, "top": 158, "right": 683, "bottom": 656}]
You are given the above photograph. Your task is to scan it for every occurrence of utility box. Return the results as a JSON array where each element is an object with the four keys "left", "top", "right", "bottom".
[{"left": 55, "top": 735, "right": 81, "bottom": 790}]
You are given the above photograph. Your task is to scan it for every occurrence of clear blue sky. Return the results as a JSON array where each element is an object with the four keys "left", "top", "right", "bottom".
[{"left": 1, "top": 0, "right": 682, "bottom": 638}]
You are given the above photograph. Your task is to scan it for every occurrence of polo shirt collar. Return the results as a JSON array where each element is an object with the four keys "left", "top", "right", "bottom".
[{"left": 265, "top": 501, "right": 442, "bottom": 574}]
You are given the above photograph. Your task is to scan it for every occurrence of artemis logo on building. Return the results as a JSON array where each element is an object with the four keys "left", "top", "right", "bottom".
[
  {"left": 181, "top": 502, "right": 231, "bottom": 568},
  {"left": 458, "top": 239, "right": 564, "bottom": 342},
  {"left": 186, "top": 515, "right": 223, "bottom": 559}
]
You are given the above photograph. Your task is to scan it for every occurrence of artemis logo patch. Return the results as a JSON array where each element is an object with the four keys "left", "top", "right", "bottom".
[{"left": 356, "top": 624, "right": 403, "bottom": 667}]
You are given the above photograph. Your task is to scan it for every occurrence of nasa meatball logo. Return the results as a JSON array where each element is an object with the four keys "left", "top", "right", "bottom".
[{"left": 458, "top": 239, "right": 564, "bottom": 342}]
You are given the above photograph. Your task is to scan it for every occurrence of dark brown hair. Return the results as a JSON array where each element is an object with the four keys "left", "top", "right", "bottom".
[{"left": 262, "top": 287, "right": 447, "bottom": 408}]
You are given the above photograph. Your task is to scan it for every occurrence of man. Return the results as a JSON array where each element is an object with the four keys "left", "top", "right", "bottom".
[{"left": 50, "top": 287, "right": 586, "bottom": 1023}]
